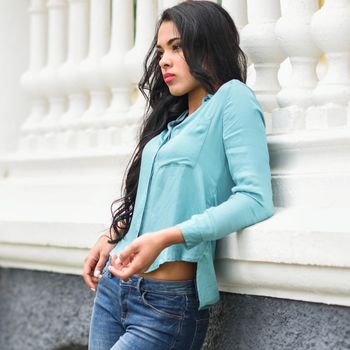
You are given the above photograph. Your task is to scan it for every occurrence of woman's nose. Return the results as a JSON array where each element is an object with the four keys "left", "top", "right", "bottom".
[{"left": 159, "top": 52, "right": 171, "bottom": 68}]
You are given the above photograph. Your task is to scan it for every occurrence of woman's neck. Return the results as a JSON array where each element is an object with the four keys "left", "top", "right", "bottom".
[{"left": 187, "top": 88, "right": 208, "bottom": 115}]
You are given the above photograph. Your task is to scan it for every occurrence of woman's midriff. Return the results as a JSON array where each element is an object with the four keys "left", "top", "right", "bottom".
[{"left": 138, "top": 261, "right": 196, "bottom": 281}]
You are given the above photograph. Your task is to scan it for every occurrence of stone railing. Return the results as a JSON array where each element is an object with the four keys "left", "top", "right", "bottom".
[
  {"left": 1, "top": 0, "right": 350, "bottom": 307},
  {"left": 18, "top": 0, "right": 350, "bottom": 147}
]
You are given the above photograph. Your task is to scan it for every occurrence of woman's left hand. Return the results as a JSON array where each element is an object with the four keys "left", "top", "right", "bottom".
[{"left": 108, "top": 232, "right": 165, "bottom": 280}]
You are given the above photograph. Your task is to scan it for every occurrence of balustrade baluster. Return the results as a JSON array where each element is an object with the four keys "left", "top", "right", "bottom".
[
  {"left": 241, "top": 0, "right": 285, "bottom": 132},
  {"left": 19, "top": 0, "right": 48, "bottom": 152},
  {"left": 38, "top": 0, "right": 67, "bottom": 151},
  {"left": 58, "top": 0, "right": 89, "bottom": 150},
  {"left": 78, "top": 0, "right": 111, "bottom": 149},
  {"left": 273, "top": 0, "right": 320, "bottom": 133},
  {"left": 307, "top": 0, "right": 350, "bottom": 129},
  {"left": 158, "top": 0, "right": 180, "bottom": 14},
  {"left": 100, "top": 0, "right": 133, "bottom": 149},
  {"left": 125, "top": 0, "right": 158, "bottom": 125},
  {"left": 222, "top": 0, "right": 247, "bottom": 31}
]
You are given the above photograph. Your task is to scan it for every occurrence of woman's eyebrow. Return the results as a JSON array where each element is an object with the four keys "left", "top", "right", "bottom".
[{"left": 156, "top": 37, "right": 181, "bottom": 49}]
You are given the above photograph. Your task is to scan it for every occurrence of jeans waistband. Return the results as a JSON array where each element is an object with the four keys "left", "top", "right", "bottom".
[{"left": 120, "top": 275, "right": 196, "bottom": 295}]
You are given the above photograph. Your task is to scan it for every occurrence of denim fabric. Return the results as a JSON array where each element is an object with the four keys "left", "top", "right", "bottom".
[{"left": 89, "top": 259, "right": 209, "bottom": 350}]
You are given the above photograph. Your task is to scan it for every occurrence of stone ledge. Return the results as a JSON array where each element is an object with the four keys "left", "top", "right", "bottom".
[{"left": 0, "top": 208, "right": 349, "bottom": 307}]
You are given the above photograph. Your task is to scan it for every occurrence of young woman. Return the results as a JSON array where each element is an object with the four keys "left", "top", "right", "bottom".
[{"left": 84, "top": 1, "right": 274, "bottom": 349}]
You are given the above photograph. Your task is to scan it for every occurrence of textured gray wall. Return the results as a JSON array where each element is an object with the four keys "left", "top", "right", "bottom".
[
  {"left": 1, "top": 267, "right": 350, "bottom": 350},
  {"left": 0, "top": 267, "right": 93, "bottom": 350},
  {"left": 204, "top": 293, "right": 350, "bottom": 350}
]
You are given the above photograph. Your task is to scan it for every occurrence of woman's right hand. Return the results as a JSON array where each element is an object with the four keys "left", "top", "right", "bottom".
[{"left": 83, "top": 233, "right": 116, "bottom": 291}]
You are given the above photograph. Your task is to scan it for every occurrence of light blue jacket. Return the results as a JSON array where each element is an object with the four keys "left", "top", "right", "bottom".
[{"left": 111, "top": 79, "right": 274, "bottom": 310}]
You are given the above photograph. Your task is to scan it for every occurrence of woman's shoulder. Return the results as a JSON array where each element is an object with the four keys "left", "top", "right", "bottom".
[
  {"left": 215, "top": 79, "right": 256, "bottom": 100},
  {"left": 210, "top": 79, "right": 262, "bottom": 116},
  {"left": 209, "top": 79, "right": 264, "bottom": 126}
]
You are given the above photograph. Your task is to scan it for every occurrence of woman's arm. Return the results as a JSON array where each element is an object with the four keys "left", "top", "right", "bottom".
[{"left": 176, "top": 84, "right": 274, "bottom": 248}]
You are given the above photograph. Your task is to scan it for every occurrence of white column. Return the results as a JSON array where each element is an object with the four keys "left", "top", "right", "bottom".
[
  {"left": 78, "top": 0, "right": 111, "bottom": 148},
  {"left": 100, "top": 0, "right": 133, "bottom": 148},
  {"left": 80, "top": 0, "right": 110, "bottom": 120},
  {"left": 273, "top": 0, "right": 320, "bottom": 133},
  {"left": 58, "top": 0, "right": 89, "bottom": 149},
  {"left": 125, "top": 0, "right": 158, "bottom": 124},
  {"left": 158, "top": 0, "right": 179, "bottom": 15},
  {"left": 19, "top": 0, "right": 48, "bottom": 152},
  {"left": 222, "top": 0, "right": 253, "bottom": 96},
  {"left": 307, "top": 0, "right": 350, "bottom": 129},
  {"left": 38, "top": 0, "right": 67, "bottom": 151},
  {"left": 222, "top": 0, "right": 248, "bottom": 31},
  {"left": 241, "top": 0, "right": 285, "bottom": 125},
  {"left": 161, "top": 0, "right": 179, "bottom": 7}
]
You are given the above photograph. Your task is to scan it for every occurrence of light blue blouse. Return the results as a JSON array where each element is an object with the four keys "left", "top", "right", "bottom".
[{"left": 111, "top": 79, "right": 274, "bottom": 310}]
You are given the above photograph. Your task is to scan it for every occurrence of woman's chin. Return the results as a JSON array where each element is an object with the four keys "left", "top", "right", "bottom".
[{"left": 168, "top": 87, "right": 185, "bottom": 97}]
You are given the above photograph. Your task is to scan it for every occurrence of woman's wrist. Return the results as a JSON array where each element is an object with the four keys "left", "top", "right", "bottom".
[
  {"left": 156, "top": 226, "right": 185, "bottom": 249},
  {"left": 100, "top": 228, "right": 117, "bottom": 244},
  {"left": 101, "top": 233, "right": 113, "bottom": 241}
]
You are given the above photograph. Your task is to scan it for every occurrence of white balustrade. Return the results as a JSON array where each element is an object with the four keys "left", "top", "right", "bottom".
[
  {"left": 222, "top": 0, "right": 248, "bottom": 31},
  {"left": 17, "top": 0, "right": 350, "bottom": 154},
  {"left": 158, "top": 0, "right": 180, "bottom": 15},
  {"left": 78, "top": 0, "right": 111, "bottom": 148},
  {"left": 39, "top": 0, "right": 67, "bottom": 151},
  {"left": 124, "top": 0, "right": 158, "bottom": 124},
  {"left": 273, "top": 0, "right": 320, "bottom": 133},
  {"left": 19, "top": 0, "right": 48, "bottom": 152},
  {"left": 222, "top": 0, "right": 249, "bottom": 79},
  {"left": 58, "top": 0, "right": 89, "bottom": 150},
  {"left": 241, "top": 0, "right": 286, "bottom": 132},
  {"left": 306, "top": 0, "right": 350, "bottom": 129},
  {"left": 100, "top": 0, "right": 133, "bottom": 149}
]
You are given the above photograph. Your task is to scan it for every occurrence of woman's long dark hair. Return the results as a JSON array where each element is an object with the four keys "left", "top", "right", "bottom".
[{"left": 108, "top": 0, "right": 247, "bottom": 243}]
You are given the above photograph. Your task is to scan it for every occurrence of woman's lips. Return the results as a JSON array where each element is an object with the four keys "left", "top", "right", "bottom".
[{"left": 164, "top": 74, "right": 175, "bottom": 83}]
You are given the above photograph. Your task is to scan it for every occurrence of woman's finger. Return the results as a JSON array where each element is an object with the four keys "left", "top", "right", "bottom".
[
  {"left": 109, "top": 256, "right": 144, "bottom": 280},
  {"left": 108, "top": 263, "right": 134, "bottom": 281},
  {"left": 93, "top": 253, "right": 109, "bottom": 279},
  {"left": 118, "top": 244, "right": 137, "bottom": 264},
  {"left": 83, "top": 255, "right": 98, "bottom": 291}
]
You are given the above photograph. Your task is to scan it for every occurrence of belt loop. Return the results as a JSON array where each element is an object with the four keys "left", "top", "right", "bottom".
[{"left": 136, "top": 276, "right": 144, "bottom": 295}]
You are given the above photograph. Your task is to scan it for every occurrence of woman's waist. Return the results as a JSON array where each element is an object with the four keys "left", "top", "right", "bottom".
[
  {"left": 138, "top": 260, "right": 196, "bottom": 281},
  {"left": 120, "top": 273, "right": 196, "bottom": 295}
]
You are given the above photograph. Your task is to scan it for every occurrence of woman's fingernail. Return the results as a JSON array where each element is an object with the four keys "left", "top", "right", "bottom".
[
  {"left": 90, "top": 288, "right": 96, "bottom": 292},
  {"left": 93, "top": 270, "right": 101, "bottom": 278}
]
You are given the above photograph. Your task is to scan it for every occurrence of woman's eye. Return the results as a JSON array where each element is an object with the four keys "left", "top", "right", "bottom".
[{"left": 156, "top": 44, "right": 181, "bottom": 59}]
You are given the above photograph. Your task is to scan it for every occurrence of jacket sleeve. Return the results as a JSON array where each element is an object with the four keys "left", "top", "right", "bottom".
[{"left": 176, "top": 83, "right": 274, "bottom": 249}]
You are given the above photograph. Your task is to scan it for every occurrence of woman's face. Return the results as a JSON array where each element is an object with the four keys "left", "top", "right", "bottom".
[{"left": 156, "top": 21, "right": 204, "bottom": 99}]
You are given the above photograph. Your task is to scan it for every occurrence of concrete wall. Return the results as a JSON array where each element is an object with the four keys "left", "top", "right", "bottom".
[
  {"left": 1, "top": 268, "right": 349, "bottom": 350},
  {"left": 0, "top": 268, "right": 92, "bottom": 350}
]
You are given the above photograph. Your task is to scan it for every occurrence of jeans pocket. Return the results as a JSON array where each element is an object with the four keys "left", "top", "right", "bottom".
[{"left": 141, "top": 291, "right": 185, "bottom": 320}]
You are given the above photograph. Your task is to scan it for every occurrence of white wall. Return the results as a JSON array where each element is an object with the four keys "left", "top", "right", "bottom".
[{"left": 0, "top": 0, "right": 30, "bottom": 154}]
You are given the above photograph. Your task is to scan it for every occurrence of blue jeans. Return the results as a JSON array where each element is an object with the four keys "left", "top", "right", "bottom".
[{"left": 89, "top": 258, "right": 210, "bottom": 350}]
